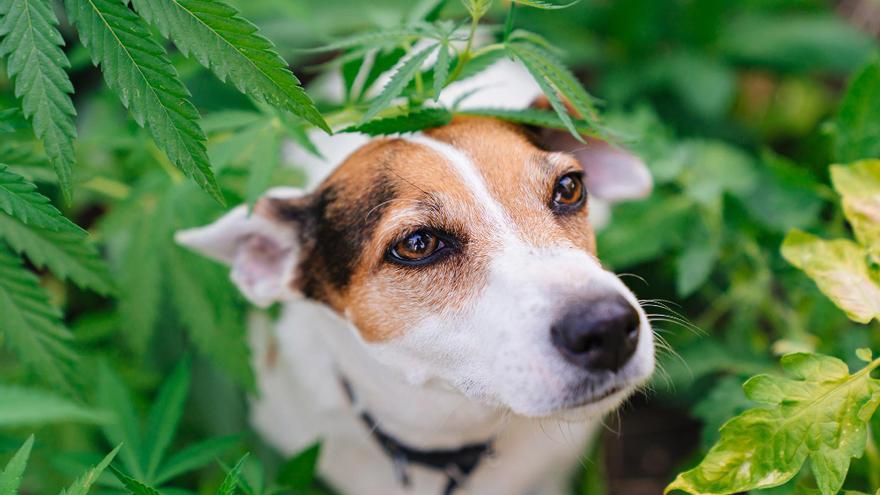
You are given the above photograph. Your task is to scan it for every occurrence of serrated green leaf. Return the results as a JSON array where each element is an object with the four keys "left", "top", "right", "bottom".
[
  {"left": 507, "top": 42, "right": 582, "bottom": 141},
  {"left": 830, "top": 160, "right": 880, "bottom": 252},
  {"left": 244, "top": 126, "right": 280, "bottom": 208},
  {"left": 433, "top": 43, "right": 451, "bottom": 100},
  {"left": 64, "top": 0, "right": 222, "bottom": 203},
  {"left": 96, "top": 363, "right": 144, "bottom": 479},
  {"left": 154, "top": 435, "right": 239, "bottom": 485},
  {"left": 0, "top": 435, "right": 33, "bottom": 495},
  {"left": 834, "top": 59, "right": 880, "bottom": 163},
  {"left": 0, "top": 213, "right": 114, "bottom": 294},
  {"left": 0, "top": 0, "right": 77, "bottom": 201},
  {"left": 117, "top": 204, "right": 168, "bottom": 354},
  {"left": 0, "top": 387, "right": 105, "bottom": 426},
  {"left": 513, "top": 0, "right": 582, "bottom": 9},
  {"left": 109, "top": 466, "right": 161, "bottom": 495},
  {"left": 457, "top": 107, "right": 599, "bottom": 134},
  {"left": 0, "top": 244, "right": 75, "bottom": 389},
  {"left": 59, "top": 445, "right": 121, "bottom": 495},
  {"left": 217, "top": 454, "right": 248, "bottom": 495},
  {"left": 462, "top": 0, "right": 492, "bottom": 19},
  {"left": 343, "top": 107, "right": 452, "bottom": 136},
  {"left": 143, "top": 358, "right": 191, "bottom": 481},
  {"left": 166, "top": 246, "right": 253, "bottom": 389},
  {"left": 361, "top": 44, "right": 438, "bottom": 123},
  {"left": 0, "top": 164, "right": 83, "bottom": 233},
  {"left": 782, "top": 229, "right": 880, "bottom": 324},
  {"left": 130, "top": 0, "right": 327, "bottom": 132},
  {"left": 666, "top": 353, "right": 880, "bottom": 495},
  {"left": 508, "top": 41, "right": 598, "bottom": 130}
]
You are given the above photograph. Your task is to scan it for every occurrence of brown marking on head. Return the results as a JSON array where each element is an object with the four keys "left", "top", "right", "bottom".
[{"left": 262, "top": 117, "right": 598, "bottom": 342}]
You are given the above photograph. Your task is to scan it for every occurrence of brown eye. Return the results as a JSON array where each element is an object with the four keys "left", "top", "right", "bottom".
[
  {"left": 388, "top": 230, "right": 447, "bottom": 265},
  {"left": 551, "top": 172, "right": 586, "bottom": 212}
]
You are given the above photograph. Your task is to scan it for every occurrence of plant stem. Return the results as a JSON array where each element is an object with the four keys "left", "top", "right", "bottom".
[{"left": 446, "top": 13, "right": 481, "bottom": 85}]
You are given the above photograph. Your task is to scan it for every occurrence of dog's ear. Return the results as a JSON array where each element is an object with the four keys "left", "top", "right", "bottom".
[
  {"left": 528, "top": 97, "right": 652, "bottom": 203},
  {"left": 175, "top": 187, "right": 309, "bottom": 308}
]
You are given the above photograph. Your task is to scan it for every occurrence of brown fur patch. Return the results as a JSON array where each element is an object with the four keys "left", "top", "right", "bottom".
[{"left": 268, "top": 117, "right": 598, "bottom": 342}]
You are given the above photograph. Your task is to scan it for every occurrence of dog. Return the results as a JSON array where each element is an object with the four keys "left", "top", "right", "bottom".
[{"left": 177, "top": 59, "right": 655, "bottom": 495}]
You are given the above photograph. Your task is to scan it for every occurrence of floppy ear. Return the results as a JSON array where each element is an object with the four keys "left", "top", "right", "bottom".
[
  {"left": 175, "top": 187, "right": 308, "bottom": 308},
  {"left": 529, "top": 98, "right": 653, "bottom": 204}
]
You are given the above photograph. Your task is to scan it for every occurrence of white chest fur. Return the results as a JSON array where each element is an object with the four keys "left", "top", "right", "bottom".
[{"left": 248, "top": 300, "right": 600, "bottom": 495}]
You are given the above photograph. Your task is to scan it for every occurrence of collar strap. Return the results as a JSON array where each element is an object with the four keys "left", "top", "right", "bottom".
[{"left": 339, "top": 377, "right": 494, "bottom": 495}]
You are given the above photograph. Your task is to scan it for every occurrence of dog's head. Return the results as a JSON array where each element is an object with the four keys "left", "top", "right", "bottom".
[{"left": 177, "top": 116, "right": 655, "bottom": 418}]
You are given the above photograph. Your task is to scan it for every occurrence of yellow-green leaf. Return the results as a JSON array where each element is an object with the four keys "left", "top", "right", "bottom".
[
  {"left": 830, "top": 159, "right": 880, "bottom": 252},
  {"left": 782, "top": 229, "right": 880, "bottom": 324},
  {"left": 666, "top": 352, "right": 880, "bottom": 495}
]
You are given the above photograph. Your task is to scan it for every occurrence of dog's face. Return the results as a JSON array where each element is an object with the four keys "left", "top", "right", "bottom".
[{"left": 178, "top": 116, "right": 655, "bottom": 418}]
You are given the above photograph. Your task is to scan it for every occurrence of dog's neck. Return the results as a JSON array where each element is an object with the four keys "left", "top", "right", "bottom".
[{"left": 289, "top": 301, "right": 510, "bottom": 448}]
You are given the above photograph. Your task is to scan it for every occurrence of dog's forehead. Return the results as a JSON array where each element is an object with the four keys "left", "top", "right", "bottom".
[{"left": 288, "top": 117, "right": 594, "bottom": 320}]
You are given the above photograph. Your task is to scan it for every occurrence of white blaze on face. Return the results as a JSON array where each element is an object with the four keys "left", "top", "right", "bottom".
[{"left": 365, "top": 134, "right": 655, "bottom": 418}]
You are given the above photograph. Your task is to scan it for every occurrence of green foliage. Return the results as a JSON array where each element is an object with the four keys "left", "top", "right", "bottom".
[
  {"left": 130, "top": 0, "right": 327, "bottom": 132},
  {"left": 0, "top": 0, "right": 77, "bottom": 201},
  {"left": 277, "top": 443, "right": 321, "bottom": 490},
  {"left": 0, "top": 0, "right": 879, "bottom": 493},
  {"left": 64, "top": 0, "right": 221, "bottom": 203},
  {"left": 668, "top": 353, "right": 880, "bottom": 495},
  {"left": 783, "top": 160, "right": 880, "bottom": 324},
  {"left": 59, "top": 445, "right": 120, "bottom": 495},
  {"left": 342, "top": 107, "right": 452, "bottom": 135},
  {"left": 0, "top": 387, "right": 105, "bottom": 427},
  {"left": 834, "top": 60, "right": 880, "bottom": 163},
  {"left": 0, "top": 436, "right": 33, "bottom": 495},
  {"left": 0, "top": 244, "right": 76, "bottom": 389},
  {"left": 0, "top": 165, "right": 83, "bottom": 233}
]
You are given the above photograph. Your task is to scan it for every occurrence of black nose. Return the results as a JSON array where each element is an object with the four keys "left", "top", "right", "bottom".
[{"left": 550, "top": 295, "right": 641, "bottom": 371}]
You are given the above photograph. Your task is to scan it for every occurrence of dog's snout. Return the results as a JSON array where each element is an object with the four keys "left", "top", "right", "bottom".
[{"left": 550, "top": 295, "right": 640, "bottom": 371}]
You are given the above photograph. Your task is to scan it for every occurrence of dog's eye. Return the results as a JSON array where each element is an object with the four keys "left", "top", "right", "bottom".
[
  {"left": 551, "top": 172, "right": 586, "bottom": 212},
  {"left": 388, "top": 230, "right": 447, "bottom": 265}
]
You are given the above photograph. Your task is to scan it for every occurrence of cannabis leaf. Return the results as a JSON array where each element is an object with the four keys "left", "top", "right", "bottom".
[
  {"left": 97, "top": 360, "right": 238, "bottom": 485},
  {"left": 507, "top": 42, "right": 593, "bottom": 140},
  {"left": 217, "top": 454, "right": 249, "bottom": 495},
  {"left": 460, "top": 107, "right": 599, "bottom": 133},
  {"left": 64, "top": 0, "right": 222, "bottom": 203},
  {"left": 0, "top": 164, "right": 84, "bottom": 233},
  {"left": 666, "top": 352, "right": 880, "bottom": 495},
  {"left": 513, "top": 0, "right": 583, "bottom": 9},
  {"left": 110, "top": 466, "right": 162, "bottom": 495},
  {"left": 0, "top": 214, "right": 114, "bottom": 295},
  {"left": 0, "top": 386, "right": 105, "bottom": 426},
  {"left": 343, "top": 107, "right": 452, "bottom": 135},
  {"left": 130, "top": 0, "right": 328, "bottom": 132},
  {"left": 362, "top": 44, "right": 439, "bottom": 122},
  {"left": 60, "top": 445, "right": 121, "bottom": 495},
  {"left": 0, "top": 244, "right": 76, "bottom": 389},
  {"left": 0, "top": 0, "right": 77, "bottom": 201},
  {"left": 433, "top": 43, "right": 451, "bottom": 99},
  {"left": 0, "top": 435, "right": 33, "bottom": 495},
  {"left": 509, "top": 41, "right": 598, "bottom": 125}
]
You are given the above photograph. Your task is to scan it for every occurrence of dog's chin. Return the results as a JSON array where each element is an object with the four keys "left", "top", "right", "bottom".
[{"left": 505, "top": 383, "right": 640, "bottom": 422}]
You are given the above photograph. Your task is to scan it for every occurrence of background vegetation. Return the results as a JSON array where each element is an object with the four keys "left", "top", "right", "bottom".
[{"left": 0, "top": 0, "right": 879, "bottom": 494}]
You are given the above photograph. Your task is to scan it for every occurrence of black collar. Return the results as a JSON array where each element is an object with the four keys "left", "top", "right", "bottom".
[{"left": 339, "top": 377, "right": 494, "bottom": 495}]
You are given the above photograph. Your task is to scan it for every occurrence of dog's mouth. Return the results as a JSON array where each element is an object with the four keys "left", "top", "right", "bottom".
[{"left": 566, "top": 385, "right": 621, "bottom": 408}]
